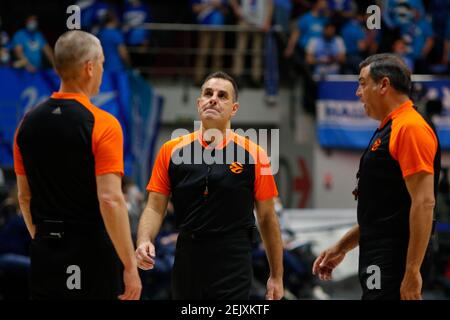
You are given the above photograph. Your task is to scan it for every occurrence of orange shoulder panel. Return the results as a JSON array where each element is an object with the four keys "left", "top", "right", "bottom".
[
  {"left": 389, "top": 107, "right": 438, "bottom": 177},
  {"left": 51, "top": 92, "right": 125, "bottom": 176},
  {"left": 232, "top": 132, "right": 278, "bottom": 201},
  {"left": 146, "top": 132, "right": 196, "bottom": 195}
]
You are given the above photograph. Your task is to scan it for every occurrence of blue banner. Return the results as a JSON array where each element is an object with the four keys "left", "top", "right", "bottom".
[
  {"left": 0, "top": 68, "right": 59, "bottom": 168},
  {"left": 0, "top": 68, "right": 162, "bottom": 180},
  {"left": 128, "top": 71, "right": 164, "bottom": 190},
  {"left": 317, "top": 76, "right": 450, "bottom": 149}
]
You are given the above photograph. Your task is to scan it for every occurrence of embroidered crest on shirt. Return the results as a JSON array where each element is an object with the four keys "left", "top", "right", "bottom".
[
  {"left": 229, "top": 162, "right": 244, "bottom": 174},
  {"left": 371, "top": 138, "right": 382, "bottom": 151}
]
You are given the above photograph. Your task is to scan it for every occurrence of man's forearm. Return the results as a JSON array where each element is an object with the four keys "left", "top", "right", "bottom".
[
  {"left": 405, "top": 202, "right": 434, "bottom": 273},
  {"left": 99, "top": 197, "right": 136, "bottom": 269},
  {"left": 18, "top": 197, "right": 35, "bottom": 238},
  {"left": 17, "top": 176, "right": 35, "bottom": 238},
  {"left": 258, "top": 214, "right": 284, "bottom": 278},
  {"left": 336, "top": 224, "right": 360, "bottom": 253},
  {"left": 137, "top": 206, "right": 165, "bottom": 245}
]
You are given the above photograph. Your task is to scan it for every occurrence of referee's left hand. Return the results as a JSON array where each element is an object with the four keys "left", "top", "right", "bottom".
[
  {"left": 400, "top": 269, "right": 422, "bottom": 300},
  {"left": 265, "top": 277, "right": 284, "bottom": 300},
  {"left": 118, "top": 267, "right": 142, "bottom": 300}
]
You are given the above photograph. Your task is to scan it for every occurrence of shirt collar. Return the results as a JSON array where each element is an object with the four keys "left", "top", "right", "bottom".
[
  {"left": 196, "top": 129, "right": 235, "bottom": 150},
  {"left": 51, "top": 92, "right": 91, "bottom": 106},
  {"left": 379, "top": 100, "right": 413, "bottom": 129}
]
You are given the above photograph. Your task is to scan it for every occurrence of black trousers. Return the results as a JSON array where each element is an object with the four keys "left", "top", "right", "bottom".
[
  {"left": 172, "top": 230, "right": 253, "bottom": 300},
  {"left": 30, "top": 225, "right": 123, "bottom": 300},
  {"left": 358, "top": 237, "right": 432, "bottom": 300}
]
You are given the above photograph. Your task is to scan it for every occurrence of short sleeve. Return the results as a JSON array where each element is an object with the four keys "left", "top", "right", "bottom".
[
  {"left": 146, "top": 143, "right": 171, "bottom": 195},
  {"left": 390, "top": 123, "right": 437, "bottom": 178},
  {"left": 13, "top": 127, "right": 26, "bottom": 176},
  {"left": 92, "top": 114, "right": 124, "bottom": 176},
  {"left": 254, "top": 146, "right": 278, "bottom": 201}
]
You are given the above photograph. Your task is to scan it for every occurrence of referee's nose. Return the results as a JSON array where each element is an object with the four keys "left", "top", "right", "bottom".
[{"left": 209, "top": 94, "right": 218, "bottom": 106}]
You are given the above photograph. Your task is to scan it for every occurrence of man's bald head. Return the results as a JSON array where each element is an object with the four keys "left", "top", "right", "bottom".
[{"left": 54, "top": 30, "right": 102, "bottom": 81}]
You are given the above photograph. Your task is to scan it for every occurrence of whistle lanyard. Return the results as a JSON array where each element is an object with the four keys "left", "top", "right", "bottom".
[{"left": 203, "top": 165, "right": 211, "bottom": 201}]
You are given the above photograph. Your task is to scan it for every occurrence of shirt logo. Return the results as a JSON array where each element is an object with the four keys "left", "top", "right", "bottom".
[
  {"left": 229, "top": 162, "right": 244, "bottom": 174},
  {"left": 371, "top": 138, "right": 381, "bottom": 151},
  {"left": 52, "top": 107, "right": 62, "bottom": 115}
]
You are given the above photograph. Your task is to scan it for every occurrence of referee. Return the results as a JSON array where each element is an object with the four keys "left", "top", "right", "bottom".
[
  {"left": 13, "top": 30, "right": 141, "bottom": 300},
  {"left": 135, "top": 71, "right": 284, "bottom": 300},
  {"left": 313, "top": 54, "right": 440, "bottom": 300}
]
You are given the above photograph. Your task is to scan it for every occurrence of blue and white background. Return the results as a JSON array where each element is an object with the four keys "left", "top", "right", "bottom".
[
  {"left": 317, "top": 76, "right": 450, "bottom": 150},
  {"left": 0, "top": 68, "right": 163, "bottom": 189}
]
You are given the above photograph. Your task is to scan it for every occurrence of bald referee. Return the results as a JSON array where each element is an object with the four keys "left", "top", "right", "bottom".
[{"left": 13, "top": 30, "right": 141, "bottom": 300}]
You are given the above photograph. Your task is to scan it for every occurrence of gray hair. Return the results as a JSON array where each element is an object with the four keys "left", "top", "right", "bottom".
[
  {"left": 54, "top": 30, "right": 102, "bottom": 81},
  {"left": 359, "top": 53, "right": 411, "bottom": 95}
]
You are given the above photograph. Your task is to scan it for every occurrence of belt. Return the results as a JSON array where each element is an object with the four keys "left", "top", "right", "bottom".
[
  {"left": 179, "top": 227, "right": 257, "bottom": 243},
  {"left": 35, "top": 220, "right": 105, "bottom": 240}
]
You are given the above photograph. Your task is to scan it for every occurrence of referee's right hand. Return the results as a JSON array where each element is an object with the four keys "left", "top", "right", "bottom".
[{"left": 136, "top": 241, "right": 156, "bottom": 270}]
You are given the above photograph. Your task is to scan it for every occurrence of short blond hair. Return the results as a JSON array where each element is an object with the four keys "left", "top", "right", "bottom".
[{"left": 54, "top": 30, "right": 102, "bottom": 81}]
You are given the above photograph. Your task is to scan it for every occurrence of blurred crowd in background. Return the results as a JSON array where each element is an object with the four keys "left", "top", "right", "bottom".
[
  {"left": 1, "top": 0, "right": 450, "bottom": 300},
  {"left": 0, "top": 0, "right": 449, "bottom": 82}
]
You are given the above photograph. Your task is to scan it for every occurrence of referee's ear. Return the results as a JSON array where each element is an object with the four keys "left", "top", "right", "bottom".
[
  {"left": 231, "top": 102, "right": 240, "bottom": 117},
  {"left": 85, "top": 60, "right": 94, "bottom": 78}
]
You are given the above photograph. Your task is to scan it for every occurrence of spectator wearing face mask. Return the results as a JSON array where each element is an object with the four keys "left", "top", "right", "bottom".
[{"left": 11, "top": 15, "right": 54, "bottom": 72}]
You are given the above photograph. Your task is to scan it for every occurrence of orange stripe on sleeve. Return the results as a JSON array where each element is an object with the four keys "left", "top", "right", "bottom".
[
  {"left": 389, "top": 111, "right": 437, "bottom": 178},
  {"left": 13, "top": 127, "right": 26, "bottom": 176},
  {"left": 233, "top": 133, "right": 278, "bottom": 201}
]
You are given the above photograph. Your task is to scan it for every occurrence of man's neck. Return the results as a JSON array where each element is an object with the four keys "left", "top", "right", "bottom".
[
  {"left": 379, "top": 94, "right": 410, "bottom": 121},
  {"left": 200, "top": 123, "right": 231, "bottom": 145},
  {"left": 59, "top": 82, "right": 91, "bottom": 98}
]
